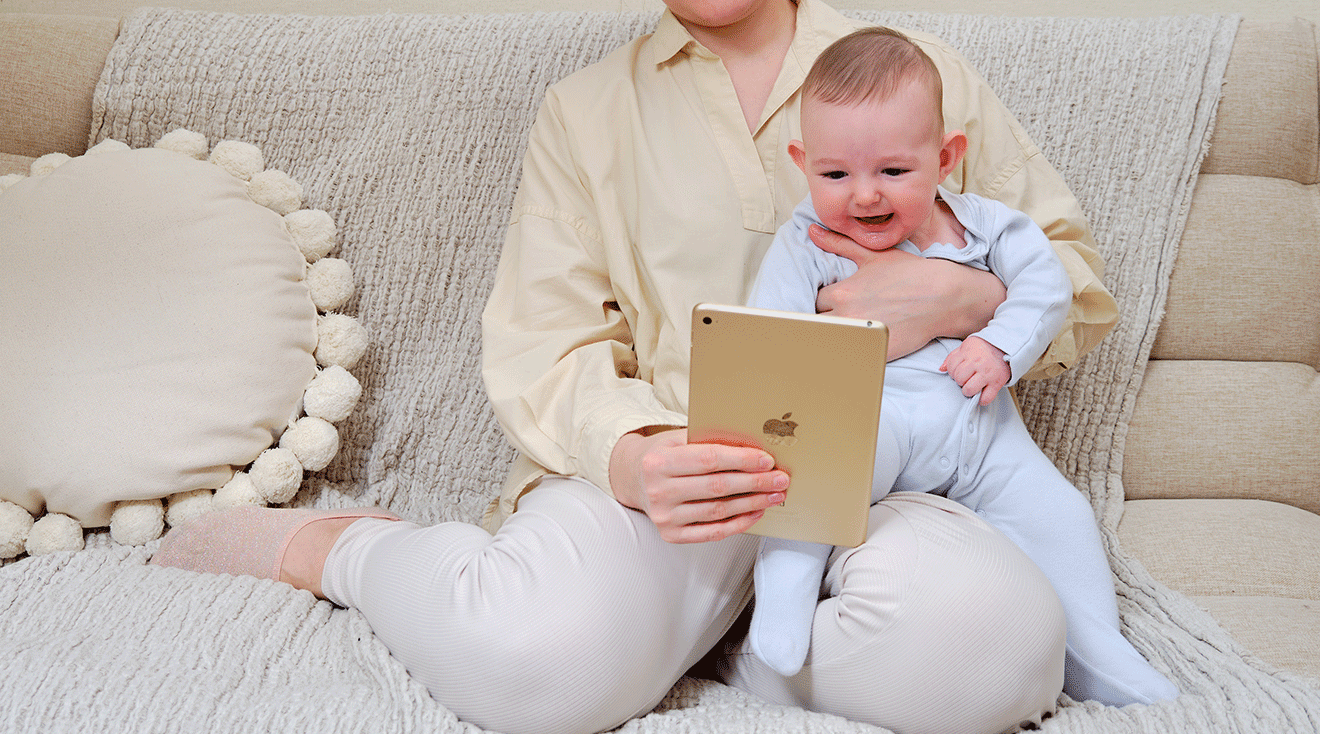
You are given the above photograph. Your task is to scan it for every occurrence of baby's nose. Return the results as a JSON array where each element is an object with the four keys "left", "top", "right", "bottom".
[{"left": 854, "top": 182, "right": 883, "bottom": 205}]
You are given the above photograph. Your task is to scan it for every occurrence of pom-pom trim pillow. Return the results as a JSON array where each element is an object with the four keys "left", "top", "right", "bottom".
[{"left": 0, "top": 133, "right": 366, "bottom": 556}]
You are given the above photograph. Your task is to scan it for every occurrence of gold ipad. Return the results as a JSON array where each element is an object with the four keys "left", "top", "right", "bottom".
[{"left": 687, "top": 303, "right": 887, "bottom": 547}]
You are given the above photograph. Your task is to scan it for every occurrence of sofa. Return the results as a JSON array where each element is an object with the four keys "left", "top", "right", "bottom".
[{"left": 0, "top": 6, "right": 1317, "bottom": 733}]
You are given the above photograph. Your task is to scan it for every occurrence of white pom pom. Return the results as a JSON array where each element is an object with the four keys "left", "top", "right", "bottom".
[
  {"left": 315, "top": 314, "right": 368, "bottom": 370},
  {"left": 306, "top": 257, "right": 355, "bottom": 312},
  {"left": 213, "top": 472, "right": 264, "bottom": 511},
  {"left": 155, "top": 129, "right": 209, "bottom": 160},
  {"left": 279, "top": 417, "right": 340, "bottom": 472},
  {"left": 284, "top": 209, "right": 336, "bottom": 262},
  {"left": 165, "top": 489, "right": 215, "bottom": 527},
  {"left": 110, "top": 498, "right": 165, "bottom": 546},
  {"left": 209, "top": 140, "right": 264, "bottom": 180},
  {"left": 26, "top": 513, "right": 84, "bottom": 555},
  {"left": 250, "top": 447, "right": 303, "bottom": 504},
  {"left": 0, "top": 173, "right": 25, "bottom": 192},
  {"left": 248, "top": 169, "right": 303, "bottom": 215},
  {"left": 86, "top": 138, "right": 131, "bottom": 156},
  {"left": 303, "top": 365, "right": 362, "bottom": 423},
  {"left": 0, "top": 501, "right": 34, "bottom": 560},
  {"left": 30, "top": 152, "right": 71, "bottom": 177}
]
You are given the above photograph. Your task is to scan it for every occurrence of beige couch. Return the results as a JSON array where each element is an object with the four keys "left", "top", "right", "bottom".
[{"left": 0, "top": 7, "right": 1317, "bottom": 733}]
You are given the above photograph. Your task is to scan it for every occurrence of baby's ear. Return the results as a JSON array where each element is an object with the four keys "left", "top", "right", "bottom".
[
  {"left": 939, "top": 130, "right": 968, "bottom": 180},
  {"left": 788, "top": 139, "right": 807, "bottom": 174}
]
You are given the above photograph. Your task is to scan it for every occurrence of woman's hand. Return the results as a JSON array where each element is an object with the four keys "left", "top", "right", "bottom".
[
  {"left": 810, "top": 224, "right": 1006, "bottom": 360},
  {"left": 610, "top": 428, "right": 789, "bottom": 544}
]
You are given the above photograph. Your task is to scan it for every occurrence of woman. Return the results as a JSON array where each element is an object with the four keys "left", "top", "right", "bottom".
[{"left": 154, "top": 2, "right": 1118, "bottom": 733}]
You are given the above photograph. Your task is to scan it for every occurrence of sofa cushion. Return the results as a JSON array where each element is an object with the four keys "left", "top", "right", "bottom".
[
  {"left": 0, "top": 143, "right": 319, "bottom": 531},
  {"left": 0, "top": 14, "right": 120, "bottom": 161},
  {"left": 1123, "top": 360, "right": 1319, "bottom": 513},
  {"left": 0, "top": 152, "right": 33, "bottom": 177},
  {"left": 1119, "top": 498, "right": 1320, "bottom": 679},
  {"left": 1193, "top": 595, "right": 1320, "bottom": 680},
  {"left": 1119, "top": 498, "right": 1320, "bottom": 599},
  {"left": 1200, "top": 17, "right": 1319, "bottom": 185},
  {"left": 1152, "top": 174, "right": 1320, "bottom": 366}
]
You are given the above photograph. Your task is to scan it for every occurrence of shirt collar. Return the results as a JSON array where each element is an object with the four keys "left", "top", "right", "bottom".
[{"left": 649, "top": 9, "right": 702, "bottom": 65}]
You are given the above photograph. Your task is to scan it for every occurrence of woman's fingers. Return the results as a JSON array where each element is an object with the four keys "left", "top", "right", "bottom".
[{"left": 633, "top": 432, "right": 789, "bottom": 543}]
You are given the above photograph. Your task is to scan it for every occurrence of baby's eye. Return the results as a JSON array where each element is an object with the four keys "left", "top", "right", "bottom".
[
  {"left": 821, "top": 170, "right": 847, "bottom": 180},
  {"left": 882, "top": 168, "right": 909, "bottom": 177}
]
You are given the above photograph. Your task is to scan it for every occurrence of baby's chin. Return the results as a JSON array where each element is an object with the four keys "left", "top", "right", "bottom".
[{"left": 839, "top": 228, "right": 905, "bottom": 252}]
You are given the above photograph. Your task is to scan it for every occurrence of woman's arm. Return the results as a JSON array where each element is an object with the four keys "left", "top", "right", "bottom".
[{"left": 812, "top": 227, "right": 1006, "bottom": 360}]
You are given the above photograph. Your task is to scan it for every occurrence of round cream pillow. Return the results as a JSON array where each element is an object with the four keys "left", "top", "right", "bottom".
[{"left": 0, "top": 134, "right": 365, "bottom": 555}]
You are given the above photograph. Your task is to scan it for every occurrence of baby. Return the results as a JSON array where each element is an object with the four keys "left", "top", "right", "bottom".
[{"left": 744, "top": 27, "right": 1179, "bottom": 707}]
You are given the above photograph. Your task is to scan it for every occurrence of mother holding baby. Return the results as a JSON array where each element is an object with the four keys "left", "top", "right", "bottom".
[{"left": 154, "top": 1, "right": 1119, "bottom": 733}]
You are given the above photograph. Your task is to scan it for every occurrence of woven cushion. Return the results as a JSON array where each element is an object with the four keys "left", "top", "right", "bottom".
[{"left": 0, "top": 146, "right": 318, "bottom": 528}]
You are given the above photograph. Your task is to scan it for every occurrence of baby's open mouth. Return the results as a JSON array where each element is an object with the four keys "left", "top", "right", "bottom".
[{"left": 855, "top": 213, "right": 893, "bottom": 226}]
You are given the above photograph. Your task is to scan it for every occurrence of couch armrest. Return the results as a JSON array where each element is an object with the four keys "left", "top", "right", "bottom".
[{"left": 0, "top": 13, "right": 120, "bottom": 164}]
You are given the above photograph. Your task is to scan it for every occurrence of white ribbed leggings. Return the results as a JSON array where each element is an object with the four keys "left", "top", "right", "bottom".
[{"left": 321, "top": 476, "right": 1065, "bottom": 734}]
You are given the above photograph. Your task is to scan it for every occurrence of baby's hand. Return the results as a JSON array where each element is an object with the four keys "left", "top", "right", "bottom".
[{"left": 940, "top": 336, "right": 1010, "bottom": 406}]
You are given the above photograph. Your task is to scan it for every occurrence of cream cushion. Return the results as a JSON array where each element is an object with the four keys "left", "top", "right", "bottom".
[{"left": 0, "top": 147, "right": 318, "bottom": 527}]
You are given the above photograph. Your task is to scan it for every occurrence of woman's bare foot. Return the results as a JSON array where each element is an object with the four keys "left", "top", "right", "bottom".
[{"left": 279, "top": 516, "right": 361, "bottom": 598}]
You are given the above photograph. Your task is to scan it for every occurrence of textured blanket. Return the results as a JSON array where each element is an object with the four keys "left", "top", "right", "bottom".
[{"left": 5, "top": 8, "right": 1316, "bottom": 733}]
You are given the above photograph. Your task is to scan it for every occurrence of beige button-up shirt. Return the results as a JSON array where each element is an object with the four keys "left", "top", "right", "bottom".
[{"left": 480, "top": 0, "right": 1118, "bottom": 531}]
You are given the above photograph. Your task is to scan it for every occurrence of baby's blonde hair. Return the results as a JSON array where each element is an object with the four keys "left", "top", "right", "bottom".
[{"left": 803, "top": 27, "right": 944, "bottom": 138}]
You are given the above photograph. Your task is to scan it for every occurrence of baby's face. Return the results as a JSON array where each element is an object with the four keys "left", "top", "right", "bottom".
[{"left": 794, "top": 82, "right": 947, "bottom": 251}]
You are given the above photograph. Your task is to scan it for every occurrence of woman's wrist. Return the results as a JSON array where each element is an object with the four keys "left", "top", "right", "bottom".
[
  {"left": 931, "top": 260, "right": 1005, "bottom": 340},
  {"left": 609, "top": 430, "right": 648, "bottom": 512}
]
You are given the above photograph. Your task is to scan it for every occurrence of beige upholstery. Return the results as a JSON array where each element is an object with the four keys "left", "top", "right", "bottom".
[
  {"left": 0, "top": 14, "right": 118, "bottom": 162},
  {"left": 1117, "top": 17, "right": 1320, "bottom": 680},
  {"left": 1198, "top": 18, "right": 1319, "bottom": 185}
]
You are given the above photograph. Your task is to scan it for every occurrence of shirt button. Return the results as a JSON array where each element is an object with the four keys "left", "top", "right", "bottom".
[{"left": 940, "top": 457, "right": 951, "bottom": 468}]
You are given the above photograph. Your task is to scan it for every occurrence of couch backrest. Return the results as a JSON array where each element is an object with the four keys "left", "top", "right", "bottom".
[
  {"left": 0, "top": 14, "right": 118, "bottom": 169},
  {"left": 1123, "top": 18, "right": 1320, "bottom": 513}
]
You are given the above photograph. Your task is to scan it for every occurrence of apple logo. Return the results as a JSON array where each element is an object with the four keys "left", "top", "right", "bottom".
[{"left": 762, "top": 412, "right": 799, "bottom": 447}]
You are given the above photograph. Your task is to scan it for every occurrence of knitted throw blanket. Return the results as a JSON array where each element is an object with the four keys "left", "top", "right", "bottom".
[{"left": 5, "top": 8, "right": 1316, "bottom": 733}]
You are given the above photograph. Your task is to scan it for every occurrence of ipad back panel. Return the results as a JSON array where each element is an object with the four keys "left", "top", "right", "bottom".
[{"left": 688, "top": 304, "right": 887, "bottom": 547}]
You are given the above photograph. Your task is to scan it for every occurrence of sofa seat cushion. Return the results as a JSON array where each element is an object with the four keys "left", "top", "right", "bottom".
[
  {"left": 1118, "top": 498, "right": 1320, "bottom": 677},
  {"left": 1195, "top": 595, "right": 1320, "bottom": 681}
]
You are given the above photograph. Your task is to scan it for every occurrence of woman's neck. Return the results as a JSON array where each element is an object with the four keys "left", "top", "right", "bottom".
[
  {"left": 679, "top": 0, "right": 797, "bottom": 63},
  {"left": 677, "top": 0, "right": 797, "bottom": 132}
]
